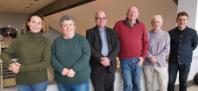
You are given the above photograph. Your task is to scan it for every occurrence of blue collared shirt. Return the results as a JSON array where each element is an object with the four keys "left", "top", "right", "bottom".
[{"left": 99, "top": 28, "right": 109, "bottom": 56}]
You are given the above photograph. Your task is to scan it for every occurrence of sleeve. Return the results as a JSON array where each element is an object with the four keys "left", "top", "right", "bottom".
[
  {"left": 19, "top": 39, "right": 51, "bottom": 72},
  {"left": 141, "top": 24, "right": 149, "bottom": 59},
  {"left": 147, "top": 51, "right": 153, "bottom": 58},
  {"left": 147, "top": 33, "right": 153, "bottom": 58},
  {"left": 71, "top": 37, "right": 91, "bottom": 72},
  {"left": 191, "top": 30, "right": 198, "bottom": 50},
  {"left": 1, "top": 38, "right": 19, "bottom": 64},
  {"left": 107, "top": 30, "right": 120, "bottom": 61},
  {"left": 50, "top": 38, "right": 64, "bottom": 74},
  {"left": 86, "top": 30, "right": 103, "bottom": 61},
  {"left": 156, "top": 33, "right": 170, "bottom": 64},
  {"left": 113, "top": 22, "right": 121, "bottom": 39}
]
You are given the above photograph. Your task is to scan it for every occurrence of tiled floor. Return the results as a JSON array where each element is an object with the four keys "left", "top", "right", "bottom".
[{"left": 188, "top": 85, "right": 198, "bottom": 91}]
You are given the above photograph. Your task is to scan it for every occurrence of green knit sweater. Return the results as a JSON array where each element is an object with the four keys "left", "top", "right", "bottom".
[
  {"left": 51, "top": 34, "right": 91, "bottom": 84},
  {"left": 1, "top": 32, "right": 51, "bottom": 85}
]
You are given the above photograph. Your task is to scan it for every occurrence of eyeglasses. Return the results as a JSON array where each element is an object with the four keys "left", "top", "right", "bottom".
[{"left": 96, "top": 17, "right": 107, "bottom": 20}]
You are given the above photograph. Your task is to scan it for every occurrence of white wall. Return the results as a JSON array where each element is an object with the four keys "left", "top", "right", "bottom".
[
  {"left": 45, "top": 0, "right": 177, "bottom": 35},
  {"left": 0, "top": 12, "right": 29, "bottom": 30},
  {"left": 178, "top": 0, "right": 198, "bottom": 28}
]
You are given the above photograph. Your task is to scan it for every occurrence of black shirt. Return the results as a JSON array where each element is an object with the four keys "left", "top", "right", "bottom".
[{"left": 169, "top": 27, "right": 198, "bottom": 64}]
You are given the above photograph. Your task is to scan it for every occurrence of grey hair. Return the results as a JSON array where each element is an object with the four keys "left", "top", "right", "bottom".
[
  {"left": 152, "top": 15, "right": 163, "bottom": 23},
  {"left": 59, "top": 15, "right": 76, "bottom": 26}
]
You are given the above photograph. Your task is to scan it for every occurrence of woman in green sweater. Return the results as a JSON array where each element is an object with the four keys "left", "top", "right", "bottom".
[
  {"left": 51, "top": 15, "right": 91, "bottom": 91},
  {"left": 1, "top": 14, "right": 51, "bottom": 91}
]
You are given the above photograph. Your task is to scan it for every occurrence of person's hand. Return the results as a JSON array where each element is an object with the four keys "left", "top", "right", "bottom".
[
  {"left": 61, "top": 68, "right": 69, "bottom": 76},
  {"left": 8, "top": 62, "right": 20, "bottom": 74},
  {"left": 138, "top": 57, "right": 144, "bottom": 66},
  {"left": 67, "top": 69, "right": 75, "bottom": 78},
  {"left": 100, "top": 57, "right": 111, "bottom": 67},
  {"left": 151, "top": 56, "right": 157, "bottom": 64}
]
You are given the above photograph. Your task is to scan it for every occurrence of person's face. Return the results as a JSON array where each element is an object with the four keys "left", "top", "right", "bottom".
[
  {"left": 177, "top": 15, "right": 188, "bottom": 29},
  {"left": 61, "top": 20, "right": 76, "bottom": 36},
  {"left": 127, "top": 7, "right": 139, "bottom": 21},
  {"left": 152, "top": 19, "right": 162, "bottom": 31},
  {"left": 95, "top": 11, "right": 107, "bottom": 28},
  {"left": 27, "top": 16, "right": 43, "bottom": 33}
]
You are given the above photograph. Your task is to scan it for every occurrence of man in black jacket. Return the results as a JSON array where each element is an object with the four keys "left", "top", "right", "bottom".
[
  {"left": 86, "top": 10, "right": 120, "bottom": 91},
  {"left": 168, "top": 11, "right": 198, "bottom": 91}
]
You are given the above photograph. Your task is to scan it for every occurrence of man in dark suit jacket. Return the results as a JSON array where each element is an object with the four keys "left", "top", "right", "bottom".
[{"left": 86, "top": 10, "right": 120, "bottom": 91}]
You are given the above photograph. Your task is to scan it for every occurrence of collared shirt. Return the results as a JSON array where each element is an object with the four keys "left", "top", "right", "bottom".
[
  {"left": 99, "top": 28, "right": 109, "bottom": 56},
  {"left": 124, "top": 18, "right": 140, "bottom": 28},
  {"left": 144, "top": 29, "right": 170, "bottom": 67}
]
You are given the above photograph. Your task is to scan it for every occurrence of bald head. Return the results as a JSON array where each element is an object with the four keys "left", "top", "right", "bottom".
[
  {"left": 95, "top": 10, "right": 107, "bottom": 20},
  {"left": 127, "top": 6, "right": 139, "bottom": 13},
  {"left": 95, "top": 10, "right": 107, "bottom": 28},
  {"left": 127, "top": 6, "right": 139, "bottom": 21}
]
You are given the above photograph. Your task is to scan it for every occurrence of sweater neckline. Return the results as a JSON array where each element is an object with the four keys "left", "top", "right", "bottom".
[
  {"left": 61, "top": 34, "right": 77, "bottom": 40},
  {"left": 26, "top": 31, "right": 42, "bottom": 37}
]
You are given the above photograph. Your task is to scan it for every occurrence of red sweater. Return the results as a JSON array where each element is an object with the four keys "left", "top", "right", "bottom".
[{"left": 114, "top": 20, "right": 148, "bottom": 59}]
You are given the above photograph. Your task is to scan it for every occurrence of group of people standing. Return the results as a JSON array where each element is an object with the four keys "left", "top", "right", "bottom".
[{"left": 1, "top": 5, "right": 198, "bottom": 91}]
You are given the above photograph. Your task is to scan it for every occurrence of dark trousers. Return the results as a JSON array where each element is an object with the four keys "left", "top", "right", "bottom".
[
  {"left": 91, "top": 69, "right": 115, "bottom": 91},
  {"left": 168, "top": 63, "right": 191, "bottom": 91}
]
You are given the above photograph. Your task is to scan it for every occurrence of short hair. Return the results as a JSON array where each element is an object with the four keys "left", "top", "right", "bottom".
[
  {"left": 59, "top": 15, "right": 76, "bottom": 26},
  {"left": 151, "top": 15, "right": 163, "bottom": 23},
  {"left": 176, "top": 11, "right": 189, "bottom": 20},
  {"left": 25, "top": 13, "right": 44, "bottom": 32}
]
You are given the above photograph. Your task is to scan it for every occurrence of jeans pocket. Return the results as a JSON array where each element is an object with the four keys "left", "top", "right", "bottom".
[{"left": 131, "top": 57, "right": 140, "bottom": 64}]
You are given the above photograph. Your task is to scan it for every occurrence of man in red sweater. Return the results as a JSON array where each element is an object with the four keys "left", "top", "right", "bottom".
[{"left": 114, "top": 6, "right": 148, "bottom": 91}]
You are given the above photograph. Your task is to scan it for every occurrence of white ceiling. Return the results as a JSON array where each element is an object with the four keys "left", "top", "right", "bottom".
[{"left": 0, "top": 0, "right": 55, "bottom": 14}]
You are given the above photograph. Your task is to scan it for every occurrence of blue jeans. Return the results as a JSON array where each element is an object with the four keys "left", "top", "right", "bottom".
[
  {"left": 120, "top": 57, "right": 142, "bottom": 91},
  {"left": 168, "top": 63, "right": 191, "bottom": 91},
  {"left": 57, "top": 81, "right": 89, "bottom": 91},
  {"left": 17, "top": 81, "right": 48, "bottom": 91}
]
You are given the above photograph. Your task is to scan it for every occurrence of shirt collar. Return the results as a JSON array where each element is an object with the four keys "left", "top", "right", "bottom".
[{"left": 124, "top": 18, "right": 139, "bottom": 27}]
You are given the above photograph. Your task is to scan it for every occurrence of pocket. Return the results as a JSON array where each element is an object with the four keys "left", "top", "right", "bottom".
[
  {"left": 120, "top": 60, "right": 130, "bottom": 70},
  {"left": 131, "top": 57, "right": 140, "bottom": 64}
]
